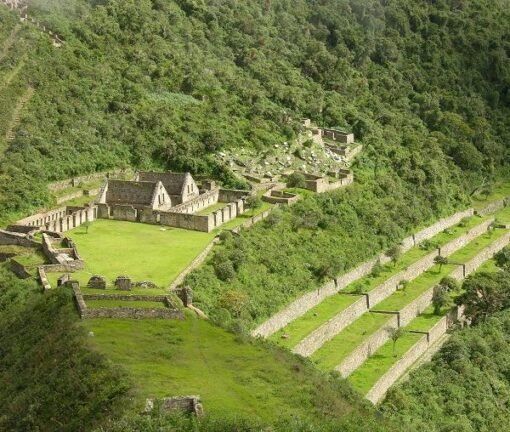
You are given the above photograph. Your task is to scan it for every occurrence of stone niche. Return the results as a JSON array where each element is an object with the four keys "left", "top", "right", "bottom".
[
  {"left": 87, "top": 275, "right": 107, "bottom": 289},
  {"left": 115, "top": 276, "right": 132, "bottom": 291}
]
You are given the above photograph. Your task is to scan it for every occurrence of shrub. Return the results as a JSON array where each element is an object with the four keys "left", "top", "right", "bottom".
[
  {"left": 287, "top": 172, "right": 306, "bottom": 189},
  {"left": 246, "top": 195, "right": 263, "bottom": 209},
  {"left": 214, "top": 260, "right": 236, "bottom": 281}
]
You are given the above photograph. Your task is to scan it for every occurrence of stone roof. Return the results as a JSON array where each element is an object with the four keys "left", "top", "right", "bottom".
[
  {"left": 105, "top": 180, "right": 158, "bottom": 206},
  {"left": 137, "top": 172, "right": 191, "bottom": 196}
]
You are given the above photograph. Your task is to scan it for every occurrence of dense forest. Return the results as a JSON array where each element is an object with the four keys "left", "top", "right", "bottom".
[{"left": 1, "top": 0, "right": 510, "bottom": 430}]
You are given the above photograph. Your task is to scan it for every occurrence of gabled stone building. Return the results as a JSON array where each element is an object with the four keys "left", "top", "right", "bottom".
[
  {"left": 136, "top": 172, "right": 199, "bottom": 205},
  {"left": 97, "top": 180, "right": 172, "bottom": 211}
]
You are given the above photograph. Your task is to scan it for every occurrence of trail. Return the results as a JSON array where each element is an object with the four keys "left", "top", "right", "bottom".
[
  {"left": 0, "top": 24, "right": 20, "bottom": 63},
  {"left": 0, "top": 58, "right": 24, "bottom": 92},
  {"left": 4, "top": 85, "right": 34, "bottom": 144}
]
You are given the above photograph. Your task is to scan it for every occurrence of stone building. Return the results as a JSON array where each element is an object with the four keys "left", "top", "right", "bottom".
[
  {"left": 136, "top": 172, "right": 199, "bottom": 205},
  {"left": 97, "top": 180, "right": 172, "bottom": 211}
]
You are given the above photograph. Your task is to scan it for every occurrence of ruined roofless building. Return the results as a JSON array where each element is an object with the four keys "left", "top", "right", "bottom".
[
  {"left": 136, "top": 172, "right": 199, "bottom": 205},
  {"left": 97, "top": 179, "right": 172, "bottom": 210}
]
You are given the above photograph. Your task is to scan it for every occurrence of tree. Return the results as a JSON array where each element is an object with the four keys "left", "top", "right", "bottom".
[
  {"left": 432, "top": 285, "right": 451, "bottom": 315},
  {"left": 456, "top": 272, "right": 510, "bottom": 323},
  {"left": 246, "top": 195, "right": 262, "bottom": 209},
  {"left": 83, "top": 221, "right": 91, "bottom": 234},
  {"left": 387, "top": 327, "right": 404, "bottom": 357},
  {"left": 214, "top": 260, "right": 236, "bottom": 282},
  {"left": 434, "top": 255, "right": 449, "bottom": 271},
  {"left": 387, "top": 245, "right": 401, "bottom": 267},
  {"left": 439, "top": 276, "right": 459, "bottom": 292},
  {"left": 495, "top": 246, "right": 510, "bottom": 271},
  {"left": 287, "top": 172, "right": 306, "bottom": 189},
  {"left": 218, "top": 290, "right": 249, "bottom": 318}
]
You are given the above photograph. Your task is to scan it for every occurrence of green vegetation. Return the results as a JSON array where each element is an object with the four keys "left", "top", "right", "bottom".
[
  {"left": 270, "top": 294, "right": 362, "bottom": 349},
  {"left": 86, "top": 300, "right": 168, "bottom": 309},
  {"left": 86, "top": 314, "right": 379, "bottom": 425},
  {"left": 66, "top": 219, "right": 215, "bottom": 286},
  {"left": 349, "top": 332, "right": 422, "bottom": 395},
  {"left": 312, "top": 312, "right": 393, "bottom": 370}
]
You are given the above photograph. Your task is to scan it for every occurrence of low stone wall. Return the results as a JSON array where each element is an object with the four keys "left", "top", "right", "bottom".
[
  {"left": 0, "top": 229, "right": 39, "bottom": 247},
  {"left": 293, "top": 295, "right": 368, "bottom": 356},
  {"left": 145, "top": 396, "right": 204, "bottom": 417},
  {"left": 476, "top": 197, "right": 509, "bottom": 216},
  {"left": 262, "top": 190, "right": 299, "bottom": 205},
  {"left": 171, "top": 189, "right": 220, "bottom": 214},
  {"left": 82, "top": 294, "right": 168, "bottom": 302},
  {"left": 56, "top": 190, "right": 84, "bottom": 205},
  {"left": 169, "top": 238, "right": 220, "bottom": 290},
  {"left": 70, "top": 282, "right": 185, "bottom": 320},
  {"left": 252, "top": 208, "right": 475, "bottom": 338},
  {"left": 38, "top": 266, "right": 51, "bottom": 291},
  {"left": 17, "top": 205, "right": 98, "bottom": 233},
  {"left": 366, "top": 335, "right": 429, "bottom": 404},
  {"left": 438, "top": 218, "right": 494, "bottom": 256},
  {"left": 336, "top": 313, "right": 399, "bottom": 377},
  {"left": 9, "top": 258, "right": 31, "bottom": 279},
  {"left": 231, "top": 209, "right": 273, "bottom": 234},
  {"left": 47, "top": 169, "right": 130, "bottom": 192}
]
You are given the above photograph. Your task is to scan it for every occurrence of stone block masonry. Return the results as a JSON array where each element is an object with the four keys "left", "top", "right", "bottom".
[{"left": 252, "top": 208, "right": 476, "bottom": 338}]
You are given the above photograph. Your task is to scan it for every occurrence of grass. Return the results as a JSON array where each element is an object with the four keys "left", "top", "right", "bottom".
[
  {"left": 86, "top": 300, "right": 168, "bottom": 309},
  {"left": 195, "top": 202, "right": 228, "bottom": 216},
  {"left": 219, "top": 202, "right": 273, "bottom": 231},
  {"left": 311, "top": 312, "right": 394, "bottom": 370},
  {"left": 348, "top": 332, "right": 423, "bottom": 395},
  {"left": 66, "top": 220, "right": 215, "bottom": 287},
  {"left": 14, "top": 249, "right": 47, "bottom": 268},
  {"left": 447, "top": 228, "right": 508, "bottom": 263},
  {"left": 405, "top": 304, "right": 448, "bottom": 332},
  {"left": 495, "top": 205, "right": 510, "bottom": 225},
  {"left": 472, "top": 180, "right": 510, "bottom": 211},
  {"left": 84, "top": 315, "right": 355, "bottom": 421},
  {"left": 269, "top": 294, "right": 362, "bottom": 349},
  {"left": 270, "top": 216, "right": 487, "bottom": 350}
]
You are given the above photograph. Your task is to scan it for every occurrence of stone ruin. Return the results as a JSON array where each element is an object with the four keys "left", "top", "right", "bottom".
[
  {"left": 174, "top": 286, "right": 193, "bottom": 307},
  {"left": 115, "top": 276, "right": 132, "bottom": 291},
  {"left": 87, "top": 275, "right": 107, "bottom": 289},
  {"left": 57, "top": 273, "right": 70, "bottom": 287},
  {"left": 135, "top": 280, "right": 158, "bottom": 289},
  {"left": 145, "top": 396, "right": 204, "bottom": 417}
]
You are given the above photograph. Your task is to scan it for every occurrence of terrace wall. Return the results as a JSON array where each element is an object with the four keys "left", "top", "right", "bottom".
[
  {"left": 336, "top": 314, "right": 399, "bottom": 377},
  {"left": 475, "top": 197, "right": 509, "bottom": 216},
  {"left": 0, "top": 229, "right": 39, "bottom": 247},
  {"left": 9, "top": 258, "right": 31, "bottom": 279},
  {"left": 291, "top": 221, "right": 489, "bottom": 356},
  {"left": 366, "top": 335, "right": 429, "bottom": 404},
  {"left": 252, "top": 208, "right": 477, "bottom": 338}
]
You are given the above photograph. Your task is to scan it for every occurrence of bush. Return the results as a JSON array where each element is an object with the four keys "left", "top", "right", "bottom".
[
  {"left": 214, "top": 260, "right": 236, "bottom": 281},
  {"left": 287, "top": 172, "right": 306, "bottom": 189},
  {"left": 246, "top": 195, "right": 263, "bottom": 209}
]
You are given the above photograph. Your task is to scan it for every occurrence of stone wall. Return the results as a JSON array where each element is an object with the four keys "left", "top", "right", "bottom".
[
  {"left": 475, "top": 197, "right": 509, "bottom": 216},
  {"left": 38, "top": 266, "right": 51, "bottom": 291},
  {"left": 112, "top": 205, "right": 138, "bottom": 222},
  {"left": 146, "top": 396, "right": 204, "bottom": 417},
  {"left": 9, "top": 258, "right": 31, "bottom": 279},
  {"left": 252, "top": 208, "right": 476, "bottom": 338},
  {"left": 169, "top": 238, "right": 220, "bottom": 290},
  {"left": 262, "top": 190, "right": 299, "bottom": 205},
  {"left": 413, "top": 209, "right": 474, "bottom": 245},
  {"left": 438, "top": 218, "right": 494, "bottom": 256},
  {"left": 0, "top": 229, "right": 39, "bottom": 247},
  {"left": 293, "top": 295, "right": 368, "bottom": 356},
  {"left": 16, "top": 205, "right": 98, "bottom": 233},
  {"left": 47, "top": 169, "right": 130, "bottom": 192},
  {"left": 336, "top": 313, "right": 399, "bottom": 377},
  {"left": 170, "top": 189, "right": 220, "bottom": 214},
  {"left": 366, "top": 335, "right": 429, "bottom": 404}
]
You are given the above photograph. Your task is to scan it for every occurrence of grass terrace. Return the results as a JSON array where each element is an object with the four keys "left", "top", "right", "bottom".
[
  {"left": 311, "top": 312, "right": 394, "bottom": 371},
  {"left": 65, "top": 219, "right": 215, "bottom": 287},
  {"left": 348, "top": 332, "right": 423, "bottom": 396},
  {"left": 270, "top": 215, "right": 487, "bottom": 350},
  {"left": 270, "top": 294, "right": 363, "bottom": 349},
  {"left": 447, "top": 228, "right": 508, "bottom": 263},
  {"left": 472, "top": 180, "right": 510, "bottom": 211}
]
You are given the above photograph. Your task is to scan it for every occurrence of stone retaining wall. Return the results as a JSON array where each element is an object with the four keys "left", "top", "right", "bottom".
[
  {"left": 169, "top": 238, "right": 220, "bottom": 290},
  {"left": 366, "top": 335, "right": 429, "bottom": 404},
  {"left": 293, "top": 295, "right": 368, "bottom": 356},
  {"left": 38, "top": 266, "right": 51, "bottom": 291},
  {"left": 82, "top": 294, "right": 168, "bottom": 302},
  {"left": 0, "top": 229, "right": 39, "bottom": 247},
  {"left": 291, "top": 220, "right": 489, "bottom": 356},
  {"left": 475, "top": 197, "right": 509, "bottom": 216},
  {"left": 335, "top": 314, "right": 399, "bottom": 377},
  {"left": 252, "top": 208, "right": 477, "bottom": 338},
  {"left": 9, "top": 258, "right": 31, "bottom": 279}
]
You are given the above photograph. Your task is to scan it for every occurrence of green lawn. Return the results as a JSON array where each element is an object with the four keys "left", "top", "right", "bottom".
[
  {"left": 311, "top": 312, "right": 394, "bottom": 370},
  {"left": 405, "top": 304, "right": 447, "bottom": 333},
  {"left": 447, "top": 228, "right": 508, "bottom": 263},
  {"left": 269, "top": 294, "right": 362, "bottom": 349},
  {"left": 348, "top": 332, "right": 423, "bottom": 395},
  {"left": 495, "top": 206, "right": 510, "bottom": 225},
  {"left": 86, "top": 300, "right": 168, "bottom": 309},
  {"left": 67, "top": 220, "right": 215, "bottom": 287},
  {"left": 85, "top": 315, "right": 354, "bottom": 421},
  {"left": 195, "top": 202, "right": 228, "bottom": 216}
]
